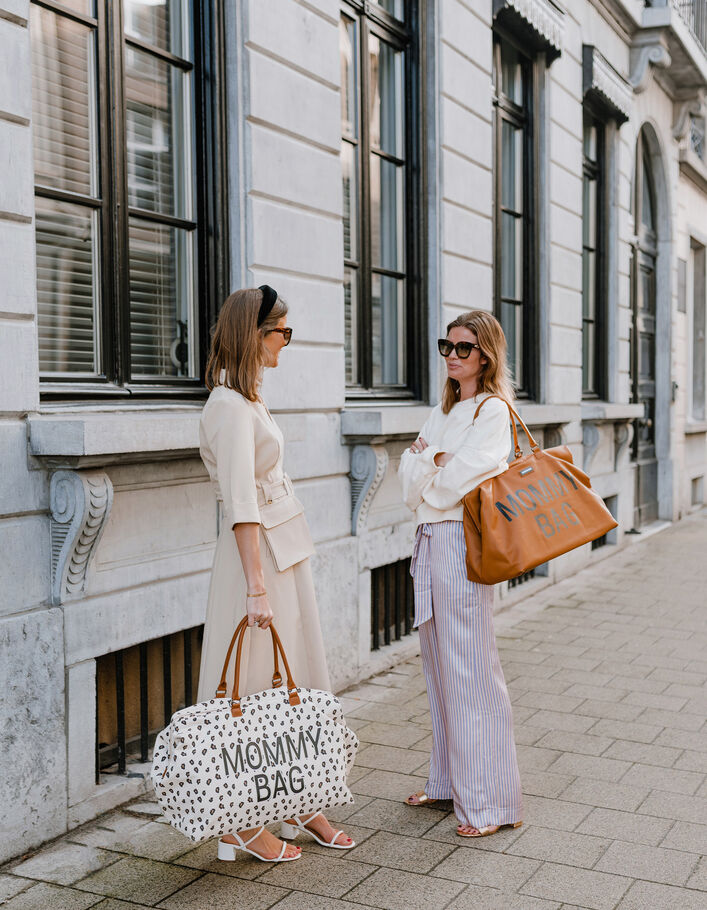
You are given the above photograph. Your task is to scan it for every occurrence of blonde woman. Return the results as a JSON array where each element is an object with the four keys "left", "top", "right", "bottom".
[
  {"left": 197, "top": 286, "right": 354, "bottom": 862},
  {"left": 398, "top": 310, "right": 523, "bottom": 837}
]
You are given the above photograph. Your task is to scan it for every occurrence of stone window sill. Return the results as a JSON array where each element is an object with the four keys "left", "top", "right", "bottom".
[
  {"left": 581, "top": 401, "right": 645, "bottom": 423},
  {"left": 28, "top": 404, "right": 202, "bottom": 468},
  {"left": 685, "top": 420, "right": 707, "bottom": 435}
]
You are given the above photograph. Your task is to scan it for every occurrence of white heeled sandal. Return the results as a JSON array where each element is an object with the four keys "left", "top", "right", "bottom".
[
  {"left": 217, "top": 826, "right": 301, "bottom": 863},
  {"left": 280, "top": 811, "right": 355, "bottom": 849}
]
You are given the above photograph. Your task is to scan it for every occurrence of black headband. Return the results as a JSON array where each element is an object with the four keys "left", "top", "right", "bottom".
[{"left": 257, "top": 285, "right": 278, "bottom": 326}]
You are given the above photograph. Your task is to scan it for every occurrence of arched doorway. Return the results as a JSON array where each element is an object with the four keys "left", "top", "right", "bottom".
[{"left": 631, "top": 125, "right": 671, "bottom": 526}]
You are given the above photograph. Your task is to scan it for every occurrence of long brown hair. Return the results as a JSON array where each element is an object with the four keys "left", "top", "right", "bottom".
[
  {"left": 205, "top": 288, "right": 288, "bottom": 400},
  {"left": 441, "top": 310, "right": 514, "bottom": 414}
]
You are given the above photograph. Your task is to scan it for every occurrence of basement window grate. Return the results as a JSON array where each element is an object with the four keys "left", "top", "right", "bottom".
[{"left": 371, "top": 557, "right": 414, "bottom": 651}]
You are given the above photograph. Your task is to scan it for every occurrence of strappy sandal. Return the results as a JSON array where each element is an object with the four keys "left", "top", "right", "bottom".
[
  {"left": 457, "top": 821, "right": 523, "bottom": 838},
  {"left": 404, "top": 791, "right": 438, "bottom": 807},
  {"left": 280, "top": 811, "right": 355, "bottom": 849},
  {"left": 217, "top": 827, "right": 301, "bottom": 862}
]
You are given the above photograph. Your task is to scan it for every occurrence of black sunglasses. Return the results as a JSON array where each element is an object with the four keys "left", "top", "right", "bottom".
[
  {"left": 438, "top": 339, "right": 482, "bottom": 359},
  {"left": 266, "top": 327, "right": 293, "bottom": 345}
]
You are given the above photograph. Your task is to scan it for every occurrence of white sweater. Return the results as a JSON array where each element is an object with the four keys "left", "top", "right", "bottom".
[{"left": 398, "top": 394, "right": 511, "bottom": 525}]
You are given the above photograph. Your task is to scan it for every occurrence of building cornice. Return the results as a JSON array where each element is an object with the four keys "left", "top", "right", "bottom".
[
  {"left": 493, "top": 0, "right": 565, "bottom": 61},
  {"left": 583, "top": 45, "right": 633, "bottom": 123}
]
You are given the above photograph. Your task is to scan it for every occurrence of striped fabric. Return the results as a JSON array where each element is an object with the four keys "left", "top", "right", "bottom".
[{"left": 410, "top": 520, "right": 523, "bottom": 828}]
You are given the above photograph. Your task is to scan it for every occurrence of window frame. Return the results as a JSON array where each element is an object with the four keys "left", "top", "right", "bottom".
[
  {"left": 492, "top": 32, "right": 536, "bottom": 400},
  {"left": 581, "top": 105, "right": 607, "bottom": 400},
  {"left": 33, "top": 0, "right": 228, "bottom": 401},
  {"left": 341, "top": 0, "right": 426, "bottom": 401}
]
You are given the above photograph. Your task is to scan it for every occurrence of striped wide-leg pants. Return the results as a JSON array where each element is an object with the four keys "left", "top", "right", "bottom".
[{"left": 410, "top": 520, "right": 523, "bottom": 828}]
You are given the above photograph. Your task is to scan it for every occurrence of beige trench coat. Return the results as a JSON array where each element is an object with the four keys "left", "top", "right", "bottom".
[{"left": 196, "top": 385, "right": 331, "bottom": 702}]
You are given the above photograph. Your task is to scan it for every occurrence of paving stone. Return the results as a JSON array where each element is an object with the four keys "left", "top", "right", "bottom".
[
  {"left": 342, "top": 701, "right": 418, "bottom": 725},
  {"left": 92, "top": 902, "right": 153, "bottom": 910},
  {"left": 574, "top": 700, "right": 645, "bottom": 722},
  {"left": 534, "top": 730, "right": 614, "bottom": 756},
  {"left": 576, "top": 808, "right": 674, "bottom": 847},
  {"left": 445, "top": 885, "right": 562, "bottom": 908},
  {"left": 601, "top": 740, "right": 682, "bottom": 768},
  {"left": 529, "top": 712, "right": 599, "bottom": 734},
  {"left": 351, "top": 769, "right": 430, "bottom": 802},
  {"left": 346, "top": 796, "right": 448, "bottom": 837},
  {"left": 509, "top": 675, "right": 571, "bottom": 695},
  {"left": 73, "top": 858, "right": 201, "bottom": 904},
  {"left": 618, "top": 763, "right": 703, "bottom": 795},
  {"left": 615, "top": 879, "right": 707, "bottom": 909},
  {"left": 514, "top": 725, "right": 552, "bottom": 746},
  {"left": 1, "top": 883, "right": 104, "bottom": 910},
  {"left": 354, "top": 744, "right": 430, "bottom": 774},
  {"left": 588, "top": 720, "right": 662, "bottom": 744},
  {"left": 637, "top": 790, "right": 707, "bottom": 824},
  {"left": 346, "top": 867, "right": 465, "bottom": 910},
  {"left": 344, "top": 684, "right": 414, "bottom": 706},
  {"left": 258, "top": 850, "right": 376, "bottom": 898},
  {"left": 548, "top": 752, "right": 632, "bottom": 782},
  {"left": 686, "top": 857, "right": 707, "bottom": 890},
  {"left": 422, "top": 816, "right": 525, "bottom": 852},
  {"left": 123, "top": 802, "right": 163, "bottom": 819},
  {"left": 429, "top": 848, "right": 540, "bottom": 890},
  {"left": 562, "top": 684, "right": 629, "bottom": 703},
  {"left": 520, "top": 862, "right": 632, "bottom": 910},
  {"left": 172, "top": 839, "right": 271, "bottom": 880},
  {"left": 11, "top": 843, "right": 121, "bottom": 887},
  {"left": 623, "top": 691, "right": 689, "bottom": 712},
  {"left": 515, "top": 692, "right": 585, "bottom": 713},
  {"left": 655, "top": 729, "right": 707, "bottom": 752},
  {"left": 594, "top": 840, "right": 699, "bottom": 886},
  {"left": 268, "top": 894, "right": 364, "bottom": 910},
  {"left": 521, "top": 770, "right": 576, "bottom": 799},
  {"left": 551, "top": 670, "right": 615, "bottom": 689},
  {"left": 354, "top": 722, "right": 428, "bottom": 749},
  {"left": 506, "top": 825, "right": 610, "bottom": 868},
  {"left": 521, "top": 795, "right": 592, "bottom": 832},
  {"left": 659, "top": 820, "right": 707, "bottom": 854},
  {"left": 345, "top": 829, "right": 454, "bottom": 873},
  {"left": 79, "top": 822, "right": 193, "bottom": 863},
  {"left": 0, "top": 875, "right": 33, "bottom": 901},
  {"left": 516, "top": 745, "right": 563, "bottom": 772},
  {"left": 156, "top": 873, "right": 287, "bottom": 909},
  {"left": 637, "top": 708, "right": 704, "bottom": 731}
]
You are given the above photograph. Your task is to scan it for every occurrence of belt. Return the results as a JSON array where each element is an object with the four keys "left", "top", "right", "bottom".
[
  {"left": 409, "top": 523, "right": 433, "bottom": 628},
  {"left": 256, "top": 475, "right": 293, "bottom": 507}
]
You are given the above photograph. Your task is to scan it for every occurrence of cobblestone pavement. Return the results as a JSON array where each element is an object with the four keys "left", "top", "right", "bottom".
[{"left": 3, "top": 510, "right": 707, "bottom": 910}]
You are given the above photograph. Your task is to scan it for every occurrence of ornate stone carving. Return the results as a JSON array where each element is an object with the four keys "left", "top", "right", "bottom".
[
  {"left": 673, "top": 89, "right": 706, "bottom": 141},
  {"left": 582, "top": 46, "right": 632, "bottom": 125},
  {"left": 614, "top": 422, "right": 632, "bottom": 472},
  {"left": 629, "top": 42, "right": 672, "bottom": 94},
  {"left": 50, "top": 470, "right": 113, "bottom": 605},
  {"left": 582, "top": 423, "right": 601, "bottom": 472},
  {"left": 493, "top": 0, "right": 564, "bottom": 57},
  {"left": 544, "top": 426, "right": 564, "bottom": 449},
  {"left": 349, "top": 445, "right": 388, "bottom": 536}
]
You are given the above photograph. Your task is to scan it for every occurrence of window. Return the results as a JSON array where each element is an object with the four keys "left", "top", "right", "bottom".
[
  {"left": 582, "top": 110, "right": 605, "bottom": 398},
  {"left": 493, "top": 37, "right": 534, "bottom": 397},
  {"left": 340, "top": 0, "right": 422, "bottom": 397},
  {"left": 31, "top": 0, "right": 226, "bottom": 395},
  {"left": 692, "top": 240, "right": 706, "bottom": 421}
]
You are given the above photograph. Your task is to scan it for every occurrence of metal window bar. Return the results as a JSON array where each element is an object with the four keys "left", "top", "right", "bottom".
[
  {"left": 96, "top": 625, "right": 203, "bottom": 777},
  {"left": 371, "top": 557, "right": 414, "bottom": 651},
  {"left": 672, "top": 0, "right": 707, "bottom": 54},
  {"left": 508, "top": 568, "right": 536, "bottom": 589}
]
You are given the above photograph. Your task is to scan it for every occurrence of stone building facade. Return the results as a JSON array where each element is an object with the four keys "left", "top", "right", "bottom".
[{"left": 1, "top": 0, "right": 706, "bottom": 862}]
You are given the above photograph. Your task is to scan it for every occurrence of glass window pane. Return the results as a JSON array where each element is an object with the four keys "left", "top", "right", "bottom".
[
  {"left": 125, "top": 48, "right": 193, "bottom": 219},
  {"left": 501, "top": 212, "right": 521, "bottom": 301},
  {"left": 583, "top": 249, "right": 595, "bottom": 319},
  {"left": 344, "top": 267, "right": 358, "bottom": 385},
  {"left": 340, "top": 15, "right": 357, "bottom": 137},
  {"left": 501, "top": 300, "right": 522, "bottom": 386},
  {"left": 374, "top": 0, "right": 404, "bottom": 18},
  {"left": 54, "top": 0, "right": 95, "bottom": 16},
  {"left": 583, "top": 120, "right": 597, "bottom": 162},
  {"left": 372, "top": 274, "right": 405, "bottom": 385},
  {"left": 342, "top": 141, "right": 357, "bottom": 261},
  {"left": 582, "top": 321, "right": 595, "bottom": 394},
  {"left": 368, "top": 35, "right": 404, "bottom": 157},
  {"left": 123, "top": 0, "right": 189, "bottom": 59},
  {"left": 31, "top": 5, "right": 98, "bottom": 197},
  {"left": 501, "top": 121, "right": 522, "bottom": 213},
  {"left": 500, "top": 42, "right": 523, "bottom": 105},
  {"left": 36, "top": 198, "right": 99, "bottom": 374},
  {"left": 129, "top": 218, "right": 196, "bottom": 378},
  {"left": 641, "top": 152, "right": 655, "bottom": 231},
  {"left": 370, "top": 155, "right": 404, "bottom": 271}
]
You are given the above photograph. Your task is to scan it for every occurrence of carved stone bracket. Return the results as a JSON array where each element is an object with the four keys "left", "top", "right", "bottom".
[
  {"left": 350, "top": 445, "right": 388, "bottom": 536},
  {"left": 583, "top": 45, "right": 632, "bottom": 125},
  {"left": 493, "top": 0, "right": 564, "bottom": 61},
  {"left": 50, "top": 470, "right": 114, "bottom": 605},
  {"left": 673, "top": 89, "right": 706, "bottom": 141},
  {"left": 629, "top": 40, "right": 672, "bottom": 94},
  {"left": 544, "top": 426, "right": 565, "bottom": 449},
  {"left": 614, "top": 422, "right": 632, "bottom": 472},
  {"left": 582, "top": 423, "right": 601, "bottom": 473}
]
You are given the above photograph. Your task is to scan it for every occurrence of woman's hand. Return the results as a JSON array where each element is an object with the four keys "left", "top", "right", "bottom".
[
  {"left": 434, "top": 452, "right": 453, "bottom": 467},
  {"left": 246, "top": 590, "right": 274, "bottom": 630},
  {"left": 409, "top": 436, "right": 429, "bottom": 455}
]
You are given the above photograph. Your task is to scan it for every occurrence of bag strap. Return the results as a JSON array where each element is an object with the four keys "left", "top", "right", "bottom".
[
  {"left": 215, "top": 617, "right": 301, "bottom": 718},
  {"left": 473, "top": 395, "right": 540, "bottom": 460}
]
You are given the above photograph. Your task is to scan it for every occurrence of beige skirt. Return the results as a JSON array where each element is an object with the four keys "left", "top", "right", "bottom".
[{"left": 197, "top": 520, "right": 331, "bottom": 702}]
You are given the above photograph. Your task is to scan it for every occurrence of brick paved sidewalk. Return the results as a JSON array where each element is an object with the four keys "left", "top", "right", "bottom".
[{"left": 2, "top": 510, "right": 706, "bottom": 910}]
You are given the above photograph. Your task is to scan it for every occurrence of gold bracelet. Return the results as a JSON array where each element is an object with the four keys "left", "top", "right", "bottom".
[{"left": 246, "top": 591, "right": 267, "bottom": 598}]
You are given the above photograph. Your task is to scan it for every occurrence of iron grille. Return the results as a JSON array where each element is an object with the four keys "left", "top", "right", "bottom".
[
  {"left": 371, "top": 558, "right": 414, "bottom": 650},
  {"left": 508, "top": 569, "right": 536, "bottom": 589},
  {"left": 672, "top": 0, "right": 707, "bottom": 53}
]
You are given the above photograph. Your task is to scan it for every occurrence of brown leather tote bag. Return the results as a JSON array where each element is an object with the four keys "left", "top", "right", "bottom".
[{"left": 462, "top": 396, "right": 618, "bottom": 585}]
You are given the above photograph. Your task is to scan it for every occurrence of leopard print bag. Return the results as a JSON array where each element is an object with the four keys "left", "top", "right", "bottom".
[{"left": 151, "top": 618, "right": 358, "bottom": 841}]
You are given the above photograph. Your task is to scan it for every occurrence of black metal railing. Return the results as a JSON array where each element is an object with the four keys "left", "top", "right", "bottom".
[
  {"left": 673, "top": 0, "right": 707, "bottom": 54},
  {"left": 371, "top": 557, "right": 414, "bottom": 650},
  {"left": 96, "top": 625, "right": 203, "bottom": 780},
  {"left": 508, "top": 568, "right": 536, "bottom": 589}
]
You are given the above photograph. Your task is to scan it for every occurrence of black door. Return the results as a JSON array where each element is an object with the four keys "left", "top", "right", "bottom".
[{"left": 631, "top": 138, "right": 659, "bottom": 526}]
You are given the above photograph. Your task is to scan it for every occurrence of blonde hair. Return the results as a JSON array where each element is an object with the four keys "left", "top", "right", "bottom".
[
  {"left": 205, "top": 288, "right": 288, "bottom": 399},
  {"left": 441, "top": 310, "right": 515, "bottom": 414}
]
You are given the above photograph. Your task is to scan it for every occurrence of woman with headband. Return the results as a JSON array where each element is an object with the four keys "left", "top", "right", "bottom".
[{"left": 196, "top": 287, "right": 354, "bottom": 863}]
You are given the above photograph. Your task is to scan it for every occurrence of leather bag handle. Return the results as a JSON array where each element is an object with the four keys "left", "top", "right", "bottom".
[
  {"left": 215, "top": 617, "right": 300, "bottom": 718},
  {"left": 473, "top": 395, "right": 540, "bottom": 460}
]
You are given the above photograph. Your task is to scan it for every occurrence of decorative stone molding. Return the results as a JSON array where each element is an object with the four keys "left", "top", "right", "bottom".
[
  {"left": 544, "top": 426, "right": 565, "bottom": 449},
  {"left": 493, "top": 0, "right": 564, "bottom": 60},
  {"left": 629, "top": 41, "right": 672, "bottom": 94},
  {"left": 50, "top": 470, "right": 113, "bottom": 605},
  {"left": 350, "top": 445, "right": 388, "bottom": 536},
  {"left": 582, "top": 46, "right": 632, "bottom": 125},
  {"left": 673, "top": 89, "right": 706, "bottom": 141},
  {"left": 614, "top": 423, "right": 632, "bottom": 472},
  {"left": 582, "top": 423, "right": 601, "bottom": 472}
]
